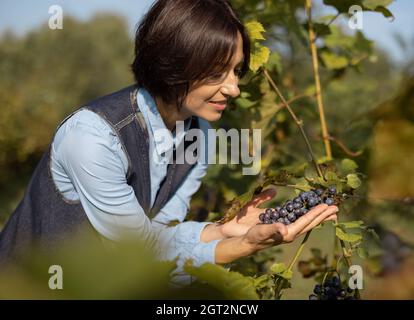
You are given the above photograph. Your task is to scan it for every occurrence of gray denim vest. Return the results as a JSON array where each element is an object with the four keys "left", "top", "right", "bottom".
[{"left": 0, "top": 85, "right": 199, "bottom": 265}]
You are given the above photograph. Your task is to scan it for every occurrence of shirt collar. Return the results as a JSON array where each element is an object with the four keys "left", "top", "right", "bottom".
[{"left": 136, "top": 87, "right": 192, "bottom": 156}]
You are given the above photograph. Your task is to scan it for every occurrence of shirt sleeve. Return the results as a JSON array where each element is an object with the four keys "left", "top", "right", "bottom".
[{"left": 54, "top": 111, "right": 219, "bottom": 286}]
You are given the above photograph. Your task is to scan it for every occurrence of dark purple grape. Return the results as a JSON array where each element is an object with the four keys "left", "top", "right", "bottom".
[
  {"left": 309, "top": 294, "right": 318, "bottom": 300},
  {"left": 331, "top": 276, "right": 340, "bottom": 288},
  {"left": 270, "top": 211, "right": 280, "bottom": 220},
  {"left": 300, "top": 208, "right": 308, "bottom": 215},
  {"left": 277, "top": 218, "right": 284, "bottom": 224},
  {"left": 293, "top": 196, "right": 302, "bottom": 203},
  {"left": 283, "top": 217, "right": 291, "bottom": 225},
  {"left": 324, "top": 286, "right": 332, "bottom": 295},
  {"left": 287, "top": 212, "right": 296, "bottom": 222},
  {"left": 328, "top": 186, "right": 337, "bottom": 195},
  {"left": 316, "top": 189, "right": 324, "bottom": 196},
  {"left": 265, "top": 208, "right": 273, "bottom": 215},
  {"left": 300, "top": 192, "right": 308, "bottom": 201},
  {"left": 286, "top": 203, "right": 294, "bottom": 212},
  {"left": 294, "top": 208, "right": 301, "bottom": 216},
  {"left": 308, "top": 198, "right": 317, "bottom": 207},
  {"left": 293, "top": 202, "right": 303, "bottom": 209},
  {"left": 324, "top": 279, "right": 333, "bottom": 287},
  {"left": 338, "top": 290, "right": 346, "bottom": 298},
  {"left": 275, "top": 206, "right": 281, "bottom": 212},
  {"left": 313, "top": 284, "right": 322, "bottom": 295},
  {"left": 279, "top": 208, "right": 288, "bottom": 217},
  {"left": 325, "top": 198, "right": 334, "bottom": 205},
  {"left": 259, "top": 213, "right": 265, "bottom": 222}
]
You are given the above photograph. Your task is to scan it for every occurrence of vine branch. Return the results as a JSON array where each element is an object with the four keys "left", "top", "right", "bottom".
[
  {"left": 263, "top": 69, "right": 323, "bottom": 178},
  {"left": 306, "top": 0, "right": 333, "bottom": 160}
]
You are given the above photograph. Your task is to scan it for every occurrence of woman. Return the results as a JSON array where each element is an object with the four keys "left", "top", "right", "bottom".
[{"left": 0, "top": 0, "right": 338, "bottom": 284}]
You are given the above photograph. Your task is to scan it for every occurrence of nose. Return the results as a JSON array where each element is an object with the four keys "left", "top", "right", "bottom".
[{"left": 220, "top": 72, "right": 240, "bottom": 98}]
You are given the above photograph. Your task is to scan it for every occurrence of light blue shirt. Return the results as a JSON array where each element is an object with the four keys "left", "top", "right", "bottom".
[{"left": 50, "top": 87, "right": 219, "bottom": 285}]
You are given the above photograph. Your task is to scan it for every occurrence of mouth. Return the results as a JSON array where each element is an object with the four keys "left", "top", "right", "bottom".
[{"left": 208, "top": 100, "right": 227, "bottom": 111}]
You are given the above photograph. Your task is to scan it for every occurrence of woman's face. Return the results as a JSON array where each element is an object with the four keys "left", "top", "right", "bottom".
[{"left": 182, "top": 31, "right": 245, "bottom": 122}]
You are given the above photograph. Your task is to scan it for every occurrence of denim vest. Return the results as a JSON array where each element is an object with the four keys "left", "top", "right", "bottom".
[{"left": 0, "top": 85, "right": 199, "bottom": 265}]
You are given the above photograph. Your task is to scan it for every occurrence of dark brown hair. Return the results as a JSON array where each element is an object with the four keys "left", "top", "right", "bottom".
[{"left": 131, "top": 0, "right": 250, "bottom": 110}]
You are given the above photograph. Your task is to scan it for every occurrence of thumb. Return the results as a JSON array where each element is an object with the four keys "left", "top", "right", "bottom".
[
  {"left": 272, "top": 222, "right": 288, "bottom": 237},
  {"left": 264, "top": 223, "right": 287, "bottom": 243},
  {"left": 249, "top": 188, "right": 277, "bottom": 208},
  {"left": 257, "top": 222, "right": 287, "bottom": 237}
]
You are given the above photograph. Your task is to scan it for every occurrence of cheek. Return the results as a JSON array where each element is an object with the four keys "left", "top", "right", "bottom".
[{"left": 186, "top": 89, "right": 217, "bottom": 108}]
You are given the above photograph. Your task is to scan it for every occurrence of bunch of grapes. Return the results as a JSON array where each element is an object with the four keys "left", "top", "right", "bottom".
[
  {"left": 259, "top": 186, "right": 338, "bottom": 225},
  {"left": 309, "top": 276, "right": 356, "bottom": 300}
]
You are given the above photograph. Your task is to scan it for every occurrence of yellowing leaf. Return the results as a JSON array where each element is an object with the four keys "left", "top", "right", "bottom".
[
  {"left": 245, "top": 21, "right": 266, "bottom": 41},
  {"left": 250, "top": 43, "right": 270, "bottom": 72}
]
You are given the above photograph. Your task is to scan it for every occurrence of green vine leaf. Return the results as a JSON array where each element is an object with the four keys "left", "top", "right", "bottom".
[
  {"left": 347, "top": 173, "right": 362, "bottom": 189},
  {"left": 357, "top": 247, "right": 369, "bottom": 259},
  {"left": 340, "top": 158, "right": 358, "bottom": 174},
  {"left": 336, "top": 226, "right": 363, "bottom": 243},
  {"left": 184, "top": 261, "right": 259, "bottom": 300},
  {"left": 270, "top": 262, "right": 293, "bottom": 280},
  {"left": 338, "top": 220, "right": 365, "bottom": 229},
  {"left": 270, "top": 262, "right": 287, "bottom": 274},
  {"left": 321, "top": 51, "right": 349, "bottom": 70}
]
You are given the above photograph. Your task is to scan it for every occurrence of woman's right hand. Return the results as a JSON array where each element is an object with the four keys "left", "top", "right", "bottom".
[{"left": 240, "top": 204, "right": 339, "bottom": 252}]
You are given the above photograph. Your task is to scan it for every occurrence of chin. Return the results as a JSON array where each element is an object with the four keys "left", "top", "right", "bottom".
[{"left": 202, "top": 112, "right": 223, "bottom": 122}]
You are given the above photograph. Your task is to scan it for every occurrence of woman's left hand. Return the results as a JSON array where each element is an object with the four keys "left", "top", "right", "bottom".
[{"left": 219, "top": 188, "right": 277, "bottom": 238}]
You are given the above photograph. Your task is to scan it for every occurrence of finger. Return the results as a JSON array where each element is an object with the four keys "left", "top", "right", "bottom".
[
  {"left": 272, "top": 222, "right": 288, "bottom": 238},
  {"left": 299, "top": 207, "right": 339, "bottom": 235},
  {"left": 323, "top": 214, "right": 338, "bottom": 222},
  {"left": 287, "top": 204, "right": 329, "bottom": 235},
  {"left": 260, "top": 223, "right": 287, "bottom": 245},
  {"left": 255, "top": 222, "right": 287, "bottom": 241},
  {"left": 248, "top": 188, "right": 277, "bottom": 208}
]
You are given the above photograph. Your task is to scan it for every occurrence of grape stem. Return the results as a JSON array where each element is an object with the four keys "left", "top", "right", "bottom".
[{"left": 288, "top": 230, "right": 312, "bottom": 270}]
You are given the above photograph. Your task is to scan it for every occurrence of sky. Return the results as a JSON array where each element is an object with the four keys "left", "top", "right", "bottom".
[{"left": 0, "top": 0, "right": 413, "bottom": 64}]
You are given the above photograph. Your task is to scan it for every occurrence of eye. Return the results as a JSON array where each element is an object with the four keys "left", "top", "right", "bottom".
[
  {"left": 234, "top": 68, "right": 243, "bottom": 78},
  {"left": 204, "top": 72, "right": 226, "bottom": 84},
  {"left": 209, "top": 73, "right": 224, "bottom": 80}
]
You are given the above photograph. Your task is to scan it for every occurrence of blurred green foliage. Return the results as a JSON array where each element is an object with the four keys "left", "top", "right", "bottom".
[{"left": 0, "top": 14, "right": 134, "bottom": 223}]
